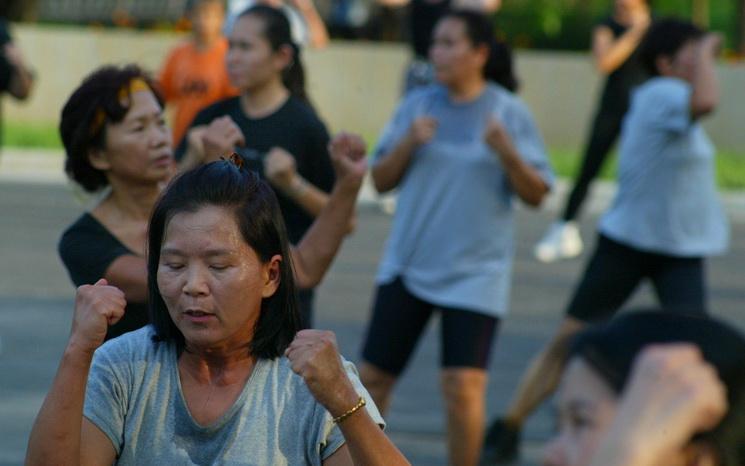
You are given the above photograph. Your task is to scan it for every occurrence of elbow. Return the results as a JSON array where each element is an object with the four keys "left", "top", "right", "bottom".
[
  {"left": 294, "top": 267, "right": 321, "bottom": 289},
  {"left": 371, "top": 169, "right": 394, "bottom": 194},
  {"left": 521, "top": 185, "right": 549, "bottom": 208},
  {"left": 691, "top": 99, "right": 718, "bottom": 119}
]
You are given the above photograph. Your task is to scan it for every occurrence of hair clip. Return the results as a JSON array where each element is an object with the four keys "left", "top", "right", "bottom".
[{"left": 224, "top": 152, "right": 245, "bottom": 170}]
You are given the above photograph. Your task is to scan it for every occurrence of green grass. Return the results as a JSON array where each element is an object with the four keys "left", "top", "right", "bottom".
[
  {"left": 3, "top": 122, "right": 744, "bottom": 190},
  {"left": 2, "top": 121, "right": 61, "bottom": 149}
]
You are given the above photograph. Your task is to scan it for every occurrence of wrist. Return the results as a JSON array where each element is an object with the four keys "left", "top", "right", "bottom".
[
  {"left": 285, "top": 176, "right": 309, "bottom": 198},
  {"left": 325, "top": 381, "right": 361, "bottom": 419},
  {"left": 64, "top": 338, "right": 97, "bottom": 363}
]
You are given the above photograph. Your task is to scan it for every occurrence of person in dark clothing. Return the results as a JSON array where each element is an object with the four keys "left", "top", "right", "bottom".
[
  {"left": 533, "top": 0, "right": 651, "bottom": 263},
  {"left": 58, "top": 64, "right": 367, "bottom": 341},
  {"left": 177, "top": 5, "right": 337, "bottom": 327}
]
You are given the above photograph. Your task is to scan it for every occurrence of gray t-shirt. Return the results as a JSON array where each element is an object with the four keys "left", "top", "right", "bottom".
[
  {"left": 373, "top": 84, "right": 554, "bottom": 317},
  {"left": 84, "top": 326, "right": 384, "bottom": 465},
  {"left": 600, "top": 77, "right": 729, "bottom": 256}
]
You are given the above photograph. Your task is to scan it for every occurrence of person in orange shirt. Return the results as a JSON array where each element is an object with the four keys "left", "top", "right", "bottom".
[{"left": 159, "top": 0, "right": 239, "bottom": 145}]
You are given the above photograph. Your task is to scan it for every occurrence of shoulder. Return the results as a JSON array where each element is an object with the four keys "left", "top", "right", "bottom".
[
  {"left": 59, "top": 213, "right": 110, "bottom": 252},
  {"left": 194, "top": 96, "right": 242, "bottom": 122},
  {"left": 93, "top": 326, "right": 163, "bottom": 365},
  {"left": 634, "top": 77, "right": 690, "bottom": 107},
  {"left": 284, "top": 97, "right": 329, "bottom": 132},
  {"left": 488, "top": 84, "right": 533, "bottom": 120}
]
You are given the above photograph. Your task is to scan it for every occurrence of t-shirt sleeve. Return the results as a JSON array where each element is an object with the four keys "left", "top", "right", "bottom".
[
  {"left": 642, "top": 80, "right": 692, "bottom": 134},
  {"left": 502, "top": 99, "right": 555, "bottom": 189},
  {"left": 58, "top": 217, "right": 133, "bottom": 287},
  {"left": 83, "top": 343, "right": 131, "bottom": 455},
  {"left": 301, "top": 117, "right": 335, "bottom": 193},
  {"left": 371, "top": 91, "right": 424, "bottom": 164},
  {"left": 319, "top": 359, "right": 386, "bottom": 461}
]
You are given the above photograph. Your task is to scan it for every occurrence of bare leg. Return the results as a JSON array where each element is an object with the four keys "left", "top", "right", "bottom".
[
  {"left": 503, "top": 317, "right": 587, "bottom": 426},
  {"left": 441, "top": 367, "right": 489, "bottom": 466},
  {"left": 359, "top": 362, "right": 398, "bottom": 416}
]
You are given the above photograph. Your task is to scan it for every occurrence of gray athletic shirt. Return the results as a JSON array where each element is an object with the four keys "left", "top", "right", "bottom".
[
  {"left": 84, "top": 326, "right": 384, "bottom": 465},
  {"left": 600, "top": 77, "right": 729, "bottom": 256},
  {"left": 373, "top": 84, "right": 554, "bottom": 317}
]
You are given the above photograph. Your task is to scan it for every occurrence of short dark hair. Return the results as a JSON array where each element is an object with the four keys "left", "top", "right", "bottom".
[
  {"left": 639, "top": 18, "right": 704, "bottom": 76},
  {"left": 148, "top": 159, "right": 301, "bottom": 359},
  {"left": 59, "top": 64, "right": 163, "bottom": 192},
  {"left": 438, "top": 10, "right": 519, "bottom": 92},
  {"left": 571, "top": 311, "right": 745, "bottom": 466}
]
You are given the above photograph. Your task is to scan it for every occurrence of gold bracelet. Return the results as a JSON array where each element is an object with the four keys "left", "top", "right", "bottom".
[{"left": 333, "top": 397, "right": 366, "bottom": 424}]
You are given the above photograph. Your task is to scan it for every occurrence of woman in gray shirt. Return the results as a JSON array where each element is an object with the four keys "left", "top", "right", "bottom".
[{"left": 358, "top": 10, "right": 553, "bottom": 466}]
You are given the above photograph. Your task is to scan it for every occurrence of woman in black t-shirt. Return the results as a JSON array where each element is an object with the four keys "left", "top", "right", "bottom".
[
  {"left": 178, "top": 5, "right": 337, "bottom": 327},
  {"left": 533, "top": 0, "right": 652, "bottom": 264}
]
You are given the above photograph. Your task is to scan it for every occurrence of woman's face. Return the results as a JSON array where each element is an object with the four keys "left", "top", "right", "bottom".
[
  {"left": 92, "top": 89, "right": 174, "bottom": 185},
  {"left": 542, "top": 358, "right": 618, "bottom": 466},
  {"left": 226, "top": 15, "right": 290, "bottom": 92},
  {"left": 429, "top": 17, "right": 488, "bottom": 88},
  {"left": 157, "top": 204, "right": 281, "bottom": 350}
]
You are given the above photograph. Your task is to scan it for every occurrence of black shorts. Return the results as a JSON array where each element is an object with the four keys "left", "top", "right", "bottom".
[
  {"left": 566, "top": 234, "right": 707, "bottom": 322},
  {"left": 361, "top": 277, "right": 500, "bottom": 376}
]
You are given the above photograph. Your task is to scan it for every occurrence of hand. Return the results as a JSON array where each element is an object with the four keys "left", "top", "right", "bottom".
[
  {"left": 406, "top": 117, "right": 437, "bottom": 147},
  {"left": 69, "top": 279, "right": 126, "bottom": 354},
  {"left": 329, "top": 131, "right": 367, "bottom": 193},
  {"left": 3, "top": 43, "right": 26, "bottom": 68},
  {"left": 700, "top": 32, "right": 724, "bottom": 57},
  {"left": 285, "top": 330, "right": 359, "bottom": 417},
  {"left": 201, "top": 116, "right": 245, "bottom": 162},
  {"left": 263, "top": 147, "right": 299, "bottom": 192},
  {"left": 484, "top": 117, "right": 515, "bottom": 155},
  {"left": 592, "top": 344, "right": 727, "bottom": 466}
]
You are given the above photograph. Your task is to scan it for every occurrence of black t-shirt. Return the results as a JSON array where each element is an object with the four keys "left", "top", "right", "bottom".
[
  {"left": 597, "top": 16, "right": 649, "bottom": 113},
  {"left": 409, "top": 0, "right": 450, "bottom": 58},
  {"left": 58, "top": 213, "right": 150, "bottom": 340},
  {"left": 176, "top": 96, "right": 335, "bottom": 244}
]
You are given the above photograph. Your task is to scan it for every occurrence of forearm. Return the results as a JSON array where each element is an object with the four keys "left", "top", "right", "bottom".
[
  {"left": 26, "top": 343, "right": 93, "bottom": 466},
  {"left": 291, "top": 182, "right": 359, "bottom": 288},
  {"left": 337, "top": 413, "right": 410, "bottom": 466},
  {"left": 497, "top": 146, "right": 549, "bottom": 207},
  {"left": 300, "top": 6, "right": 330, "bottom": 48},
  {"left": 371, "top": 137, "right": 416, "bottom": 193},
  {"left": 278, "top": 176, "right": 330, "bottom": 217},
  {"left": 9, "top": 64, "right": 33, "bottom": 100},
  {"left": 595, "top": 27, "right": 647, "bottom": 74},
  {"left": 690, "top": 47, "right": 719, "bottom": 118}
]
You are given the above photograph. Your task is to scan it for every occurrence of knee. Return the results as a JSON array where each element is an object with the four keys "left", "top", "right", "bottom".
[
  {"left": 359, "top": 362, "right": 397, "bottom": 395},
  {"left": 441, "top": 369, "right": 487, "bottom": 408}
]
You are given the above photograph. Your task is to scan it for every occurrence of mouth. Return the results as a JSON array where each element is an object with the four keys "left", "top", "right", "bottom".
[
  {"left": 183, "top": 309, "right": 216, "bottom": 323},
  {"left": 153, "top": 154, "right": 175, "bottom": 167}
]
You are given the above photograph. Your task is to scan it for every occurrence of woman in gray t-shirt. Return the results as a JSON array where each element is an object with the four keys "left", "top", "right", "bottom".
[{"left": 358, "top": 10, "right": 553, "bottom": 466}]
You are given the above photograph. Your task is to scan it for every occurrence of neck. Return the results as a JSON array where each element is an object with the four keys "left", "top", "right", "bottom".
[
  {"left": 104, "top": 179, "right": 162, "bottom": 221},
  {"left": 447, "top": 76, "right": 487, "bottom": 103},
  {"left": 180, "top": 342, "right": 255, "bottom": 386},
  {"left": 240, "top": 79, "right": 290, "bottom": 119},
  {"left": 194, "top": 33, "right": 219, "bottom": 51}
]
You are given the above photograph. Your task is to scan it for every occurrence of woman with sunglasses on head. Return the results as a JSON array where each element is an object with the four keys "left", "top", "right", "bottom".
[
  {"left": 178, "top": 5, "right": 337, "bottom": 327},
  {"left": 358, "top": 10, "right": 553, "bottom": 466},
  {"left": 58, "top": 64, "right": 366, "bottom": 342}
]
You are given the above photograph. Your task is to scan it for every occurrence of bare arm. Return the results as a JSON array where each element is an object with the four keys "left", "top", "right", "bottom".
[
  {"left": 290, "top": 133, "right": 366, "bottom": 288},
  {"left": 484, "top": 118, "right": 549, "bottom": 207},
  {"left": 592, "top": 21, "right": 649, "bottom": 75},
  {"left": 264, "top": 147, "right": 330, "bottom": 217},
  {"left": 371, "top": 117, "right": 436, "bottom": 193},
  {"left": 26, "top": 281, "right": 122, "bottom": 466},
  {"left": 690, "top": 34, "right": 721, "bottom": 119},
  {"left": 103, "top": 255, "right": 148, "bottom": 303},
  {"left": 4, "top": 43, "right": 33, "bottom": 100},
  {"left": 291, "top": 0, "right": 330, "bottom": 49}
]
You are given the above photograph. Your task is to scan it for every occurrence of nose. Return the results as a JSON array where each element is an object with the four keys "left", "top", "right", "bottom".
[
  {"left": 182, "top": 265, "right": 209, "bottom": 297},
  {"left": 149, "top": 122, "right": 170, "bottom": 149}
]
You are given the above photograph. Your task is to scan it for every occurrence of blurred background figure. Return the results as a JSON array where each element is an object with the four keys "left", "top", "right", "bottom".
[
  {"left": 226, "top": 0, "right": 329, "bottom": 48},
  {"left": 0, "top": 13, "right": 34, "bottom": 152},
  {"left": 534, "top": 0, "right": 651, "bottom": 263},
  {"left": 159, "top": 0, "right": 238, "bottom": 147},
  {"left": 177, "top": 6, "right": 337, "bottom": 328},
  {"left": 359, "top": 11, "right": 552, "bottom": 466}
]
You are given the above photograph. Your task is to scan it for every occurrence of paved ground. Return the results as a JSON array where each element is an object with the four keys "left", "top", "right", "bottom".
[{"left": 0, "top": 154, "right": 743, "bottom": 465}]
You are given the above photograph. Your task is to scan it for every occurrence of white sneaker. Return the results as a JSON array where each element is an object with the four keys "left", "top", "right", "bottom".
[{"left": 534, "top": 221, "right": 583, "bottom": 263}]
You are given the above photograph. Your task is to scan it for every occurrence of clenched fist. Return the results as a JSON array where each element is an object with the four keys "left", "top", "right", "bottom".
[
  {"left": 329, "top": 131, "right": 367, "bottom": 194},
  {"left": 263, "top": 147, "right": 299, "bottom": 193},
  {"left": 406, "top": 117, "right": 437, "bottom": 147},
  {"left": 285, "top": 330, "right": 359, "bottom": 417},
  {"left": 201, "top": 116, "right": 246, "bottom": 162},
  {"left": 70, "top": 279, "right": 126, "bottom": 354}
]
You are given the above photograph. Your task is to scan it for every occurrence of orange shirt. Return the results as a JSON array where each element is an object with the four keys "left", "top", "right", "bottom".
[{"left": 158, "top": 38, "right": 239, "bottom": 144}]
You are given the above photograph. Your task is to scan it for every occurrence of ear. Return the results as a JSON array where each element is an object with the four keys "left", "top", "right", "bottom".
[
  {"left": 655, "top": 55, "right": 673, "bottom": 76},
  {"left": 88, "top": 148, "right": 111, "bottom": 171},
  {"left": 475, "top": 43, "right": 490, "bottom": 70},
  {"left": 273, "top": 44, "right": 294, "bottom": 73},
  {"left": 261, "top": 254, "right": 282, "bottom": 298}
]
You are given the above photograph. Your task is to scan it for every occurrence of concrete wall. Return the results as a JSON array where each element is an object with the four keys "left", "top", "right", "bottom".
[{"left": 6, "top": 23, "right": 745, "bottom": 151}]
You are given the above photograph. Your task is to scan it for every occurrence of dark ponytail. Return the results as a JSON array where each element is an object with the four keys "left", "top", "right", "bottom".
[
  {"left": 441, "top": 9, "right": 519, "bottom": 93},
  {"left": 240, "top": 5, "right": 310, "bottom": 105}
]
